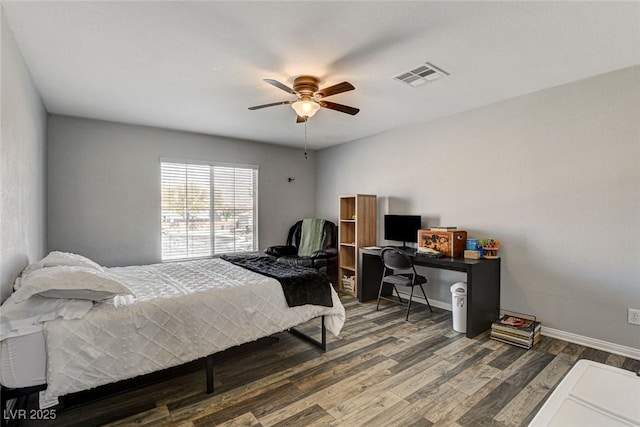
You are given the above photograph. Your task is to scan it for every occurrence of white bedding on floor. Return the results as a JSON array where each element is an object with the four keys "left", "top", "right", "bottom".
[
  {"left": 41, "top": 258, "right": 344, "bottom": 398},
  {"left": 528, "top": 359, "right": 640, "bottom": 426}
]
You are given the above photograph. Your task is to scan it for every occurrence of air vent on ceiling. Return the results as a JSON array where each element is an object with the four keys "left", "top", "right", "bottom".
[{"left": 393, "top": 62, "right": 449, "bottom": 87}]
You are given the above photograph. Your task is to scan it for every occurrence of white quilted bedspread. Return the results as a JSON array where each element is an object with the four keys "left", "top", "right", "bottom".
[{"left": 43, "top": 259, "right": 345, "bottom": 398}]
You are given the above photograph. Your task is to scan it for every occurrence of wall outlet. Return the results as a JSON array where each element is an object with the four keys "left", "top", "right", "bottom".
[{"left": 628, "top": 308, "right": 640, "bottom": 325}]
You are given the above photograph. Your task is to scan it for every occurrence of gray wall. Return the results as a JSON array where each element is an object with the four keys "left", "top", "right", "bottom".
[
  {"left": 47, "top": 116, "right": 316, "bottom": 267},
  {"left": 0, "top": 10, "right": 47, "bottom": 303},
  {"left": 316, "top": 66, "right": 640, "bottom": 349}
]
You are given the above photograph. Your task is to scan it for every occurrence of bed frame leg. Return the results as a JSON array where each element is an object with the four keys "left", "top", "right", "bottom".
[
  {"left": 1, "top": 384, "right": 47, "bottom": 427},
  {"left": 205, "top": 354, "right": 214, "bottom": 394},
  {"left": 321, "top": 316, "right": 326, "bottom": 350},
  {"left": 288, "top": 316, "right": 327, "bottom": 351}
]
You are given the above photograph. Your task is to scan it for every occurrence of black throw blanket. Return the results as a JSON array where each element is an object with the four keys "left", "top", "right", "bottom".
[{"left": 221, "top": 255, "right": 333, "bottom": 308}]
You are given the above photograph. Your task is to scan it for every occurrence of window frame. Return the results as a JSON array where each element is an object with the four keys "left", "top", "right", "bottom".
[{"left": 160, "top": 157, "right": 259, "bottom": 261}]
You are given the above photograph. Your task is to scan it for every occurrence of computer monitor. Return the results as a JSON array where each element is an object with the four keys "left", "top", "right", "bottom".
[{"left": 384, "top": 215, "right": 422, "bottom": 247}]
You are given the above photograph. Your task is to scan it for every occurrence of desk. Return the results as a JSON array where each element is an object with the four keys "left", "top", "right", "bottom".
[{"left": 358, "top": 247, "right": 500, "bottom": 338}]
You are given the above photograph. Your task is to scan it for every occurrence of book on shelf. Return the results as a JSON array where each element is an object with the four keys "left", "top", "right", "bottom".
[{"left": 429, "top": 226, "right": 457, "bottom": 231}]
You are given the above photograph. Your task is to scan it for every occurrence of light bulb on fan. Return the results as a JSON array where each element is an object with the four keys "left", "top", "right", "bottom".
[{"left": 291, "top": 95, "right": 320, "bottom": 118}]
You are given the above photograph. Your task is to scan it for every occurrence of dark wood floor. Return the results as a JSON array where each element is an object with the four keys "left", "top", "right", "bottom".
[{"left": 20, "top": 295, "right": 640, "bottom": 426}]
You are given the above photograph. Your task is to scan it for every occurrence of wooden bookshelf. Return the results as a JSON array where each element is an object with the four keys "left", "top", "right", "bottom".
[{"left": 338, "top": 194, "right": 376, "bottom": 297}]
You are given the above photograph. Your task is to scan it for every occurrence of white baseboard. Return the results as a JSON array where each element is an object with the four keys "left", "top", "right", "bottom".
[
  {"left": 541, "top": 326, "right": 640, "bottom": 360},
  {"left": 394, "top": 290, "right": 451, "bottom": 311},
  {"left": 395, "top": 291, "right": 639, "bottom": 360}
]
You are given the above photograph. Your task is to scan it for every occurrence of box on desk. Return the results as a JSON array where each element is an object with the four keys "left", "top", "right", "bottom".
[
  {"left": 418, "top": 229, "right": 467, "bottom": 257},
  {"left": 464, "top": 250, "right": 482, "bottom": 259}
]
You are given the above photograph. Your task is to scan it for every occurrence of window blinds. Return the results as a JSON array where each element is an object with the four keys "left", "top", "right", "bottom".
[{"left": 161, "top": 161, "right": 258, "bottom": 260}]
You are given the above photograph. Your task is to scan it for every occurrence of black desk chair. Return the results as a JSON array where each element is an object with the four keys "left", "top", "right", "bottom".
[{"left": 376, "top": 247, "right": 433, "bottom": 320}]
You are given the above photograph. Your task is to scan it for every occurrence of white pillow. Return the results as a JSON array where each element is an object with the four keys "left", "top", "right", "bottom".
[
  {"left": 13, "top": 266, "right": 135, "bottom": 302},
  {"left": 0, "top": 294, "right": 93, "bottom": 340},
  {"left": 22, "top": 251, "right": 104, "bottom": 277}
]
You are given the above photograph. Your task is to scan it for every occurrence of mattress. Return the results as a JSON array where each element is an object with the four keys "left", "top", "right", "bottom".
[
  {"left": 528, "top": 359, "right": 640, "bottom": 426},
  {"left": 0, "top": 330, "right": 46, "bottom": 389},
  {"left": 1, "top": 258, "right": 345, "bottom": 398}
]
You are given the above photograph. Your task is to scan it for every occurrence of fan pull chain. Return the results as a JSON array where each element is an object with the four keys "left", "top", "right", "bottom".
[{"left": 304, "top": 118, "right": 308, "bottom": 160}]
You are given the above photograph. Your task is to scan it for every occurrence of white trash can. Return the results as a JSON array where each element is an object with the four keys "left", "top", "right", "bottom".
[{"left": 450, "top": 282, "right": 467, "bottom": 333}]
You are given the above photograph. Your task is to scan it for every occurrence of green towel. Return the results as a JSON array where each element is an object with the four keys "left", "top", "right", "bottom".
[{"left": 298, "top": 218, "right": 326, "bottom": 257}]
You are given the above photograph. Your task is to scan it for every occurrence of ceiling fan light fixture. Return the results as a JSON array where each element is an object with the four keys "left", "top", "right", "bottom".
[
  {"left": 249, "top": 75, "right": 358, "bottom": 120},
  {"left": 291, "top": 96, "right": 320, "bottom": 118}
]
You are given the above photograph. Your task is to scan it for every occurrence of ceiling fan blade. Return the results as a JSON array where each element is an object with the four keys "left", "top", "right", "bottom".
[
  {"left": 248, "top": 100, "right": 292, "bottom": 110},
  {"left": 318, "top": 100, "right": 360, "bottom": 115},
  {"left": 316, "top": 81, "right": 355, "bottom": 98},
  {"left": 263, "top": 79, "right": 296, "bottom": 94},
  {"left": 296, "top": 115, "right": 307, "bottom": 123}
]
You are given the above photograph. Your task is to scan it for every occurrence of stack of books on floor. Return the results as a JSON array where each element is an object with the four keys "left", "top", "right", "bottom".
[{"left": 491, "top": 311, "right": 541, "bottom": 349}]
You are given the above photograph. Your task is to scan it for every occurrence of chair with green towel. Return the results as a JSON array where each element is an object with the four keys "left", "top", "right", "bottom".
[{"left": 265, "top": 219, "right": 337, "bottom": 280}]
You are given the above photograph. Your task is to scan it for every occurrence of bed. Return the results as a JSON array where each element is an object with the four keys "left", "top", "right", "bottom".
[{"left": 0, "top": 254, "right": 345, "bottom": 407}]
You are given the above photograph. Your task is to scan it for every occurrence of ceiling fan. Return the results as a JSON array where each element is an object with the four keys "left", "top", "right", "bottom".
[{"left": 248, "top": 75, "right": 360, "bottom": 123}]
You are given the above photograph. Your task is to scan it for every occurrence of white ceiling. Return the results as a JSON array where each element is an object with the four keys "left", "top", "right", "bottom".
[{"left": 2, "top": 1, "right": 639, "bottom": 150}]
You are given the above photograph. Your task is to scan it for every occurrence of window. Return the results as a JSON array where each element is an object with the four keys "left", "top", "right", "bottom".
[{"left": 161, "top": 160, "right": 258, "bottom": 260}]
